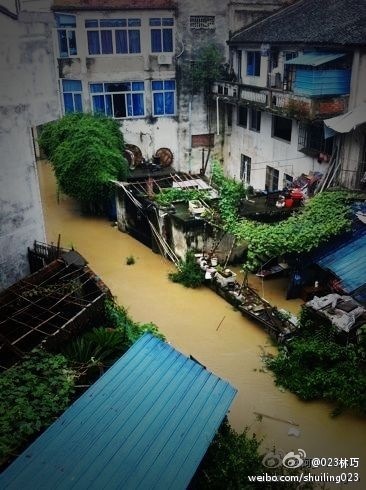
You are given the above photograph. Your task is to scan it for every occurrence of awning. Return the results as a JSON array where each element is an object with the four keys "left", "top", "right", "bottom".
[
  {"left": 324, "top": 103, "right": 366, "bottom": 133},
  {"left": 285, "top": 52, "right": 345, "bottom": 67}
]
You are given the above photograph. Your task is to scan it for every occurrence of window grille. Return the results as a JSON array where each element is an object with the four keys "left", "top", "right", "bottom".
[{"left": 190, "top": 16, "right": 215, "bottom": 29}]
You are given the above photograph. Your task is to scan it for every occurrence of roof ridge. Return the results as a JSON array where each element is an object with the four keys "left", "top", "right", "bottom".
[{"left": 230, "top": 0, "right": 305, "bottom": 43}]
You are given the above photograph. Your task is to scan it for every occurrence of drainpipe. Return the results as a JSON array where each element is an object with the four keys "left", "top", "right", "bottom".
[
  {"left": 216, "top": 96, "right": 220, "bottom": 136},
  {"left": 188, "top": 98, "right": 192, "bottom": 173}
]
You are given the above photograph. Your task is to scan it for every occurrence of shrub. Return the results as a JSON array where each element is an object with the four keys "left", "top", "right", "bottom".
[
  {"left": 265, "top": 309, "right": 366, "bottom": 415},
  {"left": 168, "top": 251, "right": 205, "bottom": 288},
  {"left": 0, "top": 351, "right": 75, "bottom": 467},
  {"left": 126, "top": 255, "right": 136, "bottom": 265}
]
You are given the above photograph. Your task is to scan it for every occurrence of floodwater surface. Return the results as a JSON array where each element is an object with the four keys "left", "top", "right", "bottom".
[{"left": 38, "top": 162, "right": 366, "bottom": 486}]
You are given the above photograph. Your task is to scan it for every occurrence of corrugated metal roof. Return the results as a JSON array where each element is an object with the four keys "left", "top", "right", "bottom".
[
  {"left": 285, "top": 52, "right": 346, "bottom": 66},
  {"left": 317, "top": 233, "right": 366, "bottom": 293},
  {"left": 0, "top": 333, "right": 237, "bottom": 490}
]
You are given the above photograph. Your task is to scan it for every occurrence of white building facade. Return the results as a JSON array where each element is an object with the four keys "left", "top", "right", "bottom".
[{"left": 212, "top": 0, "right": 365, "bottom": 192}]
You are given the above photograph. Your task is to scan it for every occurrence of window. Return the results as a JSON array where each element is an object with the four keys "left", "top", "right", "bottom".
[
  {"left": 85, "top": 19, "right": 141, "bottom": 55},
  {"left": 150, "top": 18, "right": 174, "bottom": 52},
  {"left": 152, "top": 80, "right": 175, "bottom": 116},
  {"left": 284, "top": 51, "right": 297, "bottom": 91},
  {"left": 272, "top": 115, "right": 292, "bottom": 142},
  {"left": 249, "top": 108, "right": 261, "bottom": 132},
  {"left": 227, "top": 105, "right": 232, "bottom": 128},
  {"left": 190, "top": 16, "right": 215, "bottom": 29},
  {"left": 240, "top": 155, "right": 251, "bottom": 184},
  {"left": 265, "top": 166, "right": 279, "bottom": 191},
  {"left": 246, "top": 51, "right": 261, "bottom": 76},
  {"left": 237, "top": 50, "right": 242, "bottom": 81},
  {"left": 283, "top": 173, "right": 293, "bottom": 189},
  {"left": 237, "top": 106, "right": 248, "bottom": 127},
  {"left": 298, "top": 122, "right": 334, "bottom": 156},
  {"left": 56, "top": 14, "right": 77, "bottom": 58},
  {"left": 61, "top": 80, "right": 82, "bottom": 113},
  {"left": 90, "top": 82, "right": 144, "bottom": 118}
]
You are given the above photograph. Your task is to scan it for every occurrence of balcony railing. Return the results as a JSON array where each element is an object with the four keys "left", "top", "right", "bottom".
[{"left": 212, "top": 82, "right": 348, "bottom": 120}]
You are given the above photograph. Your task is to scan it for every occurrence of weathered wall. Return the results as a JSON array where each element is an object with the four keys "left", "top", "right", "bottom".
[
  {"left": 57, "top": 9, "right": 178, "bottom": 162},
  {"left": 228, "top": 0, "right": 293, "bottom": 34},
  {"left": 221, "top": 108, "right": 324, "bottom": 190},
  {"left": 175, "top": 0, "right": 289, "bottom": 174},
  {"left": 338, "top": 50, "right": 366, "bottom": 189},
  {"left": 0, "top": 4, "right": 60, "bottom": 289}
]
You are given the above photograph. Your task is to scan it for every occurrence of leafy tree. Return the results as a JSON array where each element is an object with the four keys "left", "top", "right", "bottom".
[
  {"left": 39, "top": 113, "right": 128, "bottom": 213},
  {"left": 183, "top": 44, "right": 224, "bottom": 98}
]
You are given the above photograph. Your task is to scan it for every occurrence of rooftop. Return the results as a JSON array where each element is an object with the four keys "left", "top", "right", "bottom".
[
  {"left": 52, "top": 0, "right": 176, "bottom": 11},
  {"left": 230, "top": 0, "right": 366, "bottom": 47},
  {"left": 0, "top": 333, "right": 237, "bottom": 490}
]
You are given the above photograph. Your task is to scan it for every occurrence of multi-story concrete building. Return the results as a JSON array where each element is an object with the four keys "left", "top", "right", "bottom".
[
  {"left": 212, "top": 0, "right": 366, "bottom": 191},
  {"left": 0, "top": 0, "right": 60, "bottom": 289},
  {"left": 51, "top": 0, "right": 290, "bottom": 172},
  {"left": 0, "top": 0, "right": 296, "bottom": 289}
]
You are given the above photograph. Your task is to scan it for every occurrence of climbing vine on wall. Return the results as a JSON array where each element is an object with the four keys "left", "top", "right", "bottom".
[{"left": 211, "top": 162, "right": 353, "bottom": 270}]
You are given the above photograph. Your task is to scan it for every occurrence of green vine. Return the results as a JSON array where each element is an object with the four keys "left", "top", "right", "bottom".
[
  {"left": 211, "top": 162, "right": 247, "bottom": 228},
  {"left": 155, "top": 188, "right": 210, "bottom": 206},
  {"left": 211, "top": 162, "right": 354, "bottom": 270}
]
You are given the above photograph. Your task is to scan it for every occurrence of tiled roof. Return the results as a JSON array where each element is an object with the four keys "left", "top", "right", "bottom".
[
  {"left": 230, "top": 0, "right": 366, "bottom": 46},
  {"left": 52, "top": 0, "right": 176, "bottom": 11}
]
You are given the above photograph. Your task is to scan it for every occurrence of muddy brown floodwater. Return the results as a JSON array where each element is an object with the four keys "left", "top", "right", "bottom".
[{"left": 38, "top": 161, "right": 366, "bottom": 487}]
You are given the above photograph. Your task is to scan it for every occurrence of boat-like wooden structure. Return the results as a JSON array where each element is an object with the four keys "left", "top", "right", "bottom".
[{"left": 197, "top": 256, "right": 298, "bottom": 342}]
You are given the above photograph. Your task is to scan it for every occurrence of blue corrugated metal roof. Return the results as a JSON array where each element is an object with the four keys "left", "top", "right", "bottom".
[
  {"left": 285, "top": 52, "right": 346, "bottom": 66},
  {"left": 0, "top": 334, "right": 237, "bottom": 490},
  {"left": 317, "top": 233, "right": 366, "bottom": 293}
]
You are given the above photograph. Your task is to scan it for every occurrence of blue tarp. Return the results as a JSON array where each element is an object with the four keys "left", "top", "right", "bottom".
[
  {"left": 0, "top": 334, "right": 237, "bottom": 490},
  {"left": 317, "top": 233, "right": 366, "bottom": 293}
]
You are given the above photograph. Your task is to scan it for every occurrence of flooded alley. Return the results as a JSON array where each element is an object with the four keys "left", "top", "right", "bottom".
[{"left": 38, "top": 161, "right": 366, "bottom": 485}]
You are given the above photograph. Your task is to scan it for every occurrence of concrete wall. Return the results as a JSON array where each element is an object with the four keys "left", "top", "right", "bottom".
[
  {"left": 56, "top": 9, "right": 179, "bottom": 163},
  {"left": 0, "top": 3, "right": 60, "bottom": 289},
  {"left": 221, "top": 106, "right": 324, "bottom": 190},
  {"left": 338, "top": 50, "right": 366, "bottom": 189},
  {"left": 175, "top": 0, "right": 288, "bottom": 174}
]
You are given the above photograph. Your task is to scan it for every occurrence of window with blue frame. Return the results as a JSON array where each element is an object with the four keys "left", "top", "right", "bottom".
[
  {"left": 61, "top": 80, "right": 83, "bottom": 113},
  {"left": 150, "top": 18, "right": 174, "bottom": 53},
  {"left": 246, "top": 51, "right": 261, "bottom": 76},
  {"left": 90, "top": 82, "right": 144, "bottom": 118},
  {"left": 85, "top": 19, "right": 141, "bottom": 55},
  {"left": 56, "top": 14, "right": 77, "bottom": 58},
  {"left": 152, "top": 80, "right": 175, "bottom": 116}
]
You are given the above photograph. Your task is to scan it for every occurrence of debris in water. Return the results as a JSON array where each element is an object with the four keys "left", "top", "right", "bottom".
[{"left": 288, "top": 427, "right": 301, "bottom": 437}]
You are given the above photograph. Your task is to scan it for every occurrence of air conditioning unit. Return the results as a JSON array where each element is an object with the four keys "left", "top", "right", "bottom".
[{"left": 157, "top": 53, "right": 173, "bottom": 65}]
